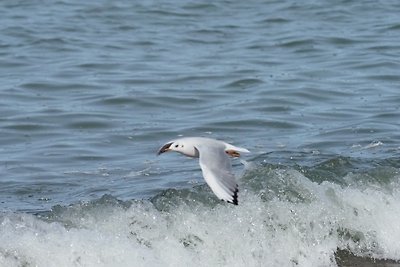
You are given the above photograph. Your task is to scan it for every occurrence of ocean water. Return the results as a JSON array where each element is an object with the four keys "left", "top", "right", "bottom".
[{"left": 1, "top": 0, "right": 400, "bottom": 266}]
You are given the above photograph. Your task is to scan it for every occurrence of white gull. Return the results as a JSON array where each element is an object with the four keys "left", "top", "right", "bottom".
[{"left": 157, "top": 137, "right": 249, "bottom": 205}]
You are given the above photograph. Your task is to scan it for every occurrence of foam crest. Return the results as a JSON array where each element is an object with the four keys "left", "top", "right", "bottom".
[{"left": 1, "top": 164, "right": 400, "bottom": 266}]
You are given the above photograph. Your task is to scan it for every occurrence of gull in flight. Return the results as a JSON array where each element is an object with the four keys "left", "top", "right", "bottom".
[{"left": 157, "top": 137, "right": 249, "bottom": 205}]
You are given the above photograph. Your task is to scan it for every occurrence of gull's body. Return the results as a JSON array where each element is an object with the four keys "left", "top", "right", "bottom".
[{"left": 157, "top": 137, "right": 249, "bottom": 205}]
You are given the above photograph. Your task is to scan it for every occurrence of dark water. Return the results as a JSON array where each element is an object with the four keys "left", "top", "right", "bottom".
[{"left": 1, "top": 0, "right": 400, "bottom": 266}]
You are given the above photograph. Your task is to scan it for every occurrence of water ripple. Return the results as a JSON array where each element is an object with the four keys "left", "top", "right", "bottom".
[{"left": 1, "top": 0, "right": 400, "bottom": 216}]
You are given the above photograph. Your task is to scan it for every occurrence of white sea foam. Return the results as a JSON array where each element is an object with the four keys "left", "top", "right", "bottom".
[{"left": 1, "top": 167, "right": 400, "bottom": 267}]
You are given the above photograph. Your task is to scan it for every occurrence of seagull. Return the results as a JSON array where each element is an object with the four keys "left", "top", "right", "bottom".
[{"left": 157, "top": 137, "right": 249, "bottom": 205}]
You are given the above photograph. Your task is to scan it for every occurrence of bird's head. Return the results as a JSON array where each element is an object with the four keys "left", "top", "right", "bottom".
[{"left": 157, "top": 139, "right": 198, "bottom": 157}]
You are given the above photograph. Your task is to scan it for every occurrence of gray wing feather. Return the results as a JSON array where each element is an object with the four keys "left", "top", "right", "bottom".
[{"left": 196, "top": 145, "right": 238, "bottom": 205}]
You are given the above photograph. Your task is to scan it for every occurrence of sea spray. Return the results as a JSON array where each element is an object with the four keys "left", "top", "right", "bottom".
[{"left": 2, "top": 158, "right": 400, "bottom": 266}]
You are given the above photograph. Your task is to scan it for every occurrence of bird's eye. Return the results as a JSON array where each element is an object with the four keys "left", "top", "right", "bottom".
[{"left": 175, "top": 144, "right": 179, "bottom": 148}]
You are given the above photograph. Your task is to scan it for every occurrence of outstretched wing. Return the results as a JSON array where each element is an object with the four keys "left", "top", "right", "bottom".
[{"left": 196, "top": 145, "right": 238, "bottom": 205}]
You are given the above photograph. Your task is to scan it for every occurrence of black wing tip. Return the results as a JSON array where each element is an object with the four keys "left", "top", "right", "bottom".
[
  {"left": 226, "top": 185, "right": 239, "bottom": 205},
  {"left": 224, "top": 199, "right": 238, "bottom": 205}
]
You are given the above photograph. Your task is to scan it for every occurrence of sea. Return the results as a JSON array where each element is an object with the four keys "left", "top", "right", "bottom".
[{"left": 1, "top": 0, "right": 400, "bottom": 266}]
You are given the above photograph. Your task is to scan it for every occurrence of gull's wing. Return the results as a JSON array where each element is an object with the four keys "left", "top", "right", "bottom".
[
  {"left": 223, "top": 143, "right": 250, "bottom": 154},
  {"left": 196, "top": 145, "right": 238, "bottom": 205}
]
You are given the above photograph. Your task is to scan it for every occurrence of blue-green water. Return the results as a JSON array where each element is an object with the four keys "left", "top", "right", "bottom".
[{"left": 1, "top": 1, "right": 400, "bottom": 266}]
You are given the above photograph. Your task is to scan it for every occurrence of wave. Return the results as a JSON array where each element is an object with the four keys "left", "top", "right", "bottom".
[{"left": 1, "top": 157, "right": 400, "bottom": 266}]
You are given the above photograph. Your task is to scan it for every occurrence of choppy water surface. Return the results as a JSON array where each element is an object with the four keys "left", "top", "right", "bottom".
[{"left": 1, "top": 0, "right": 400, "bottom": 266}]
